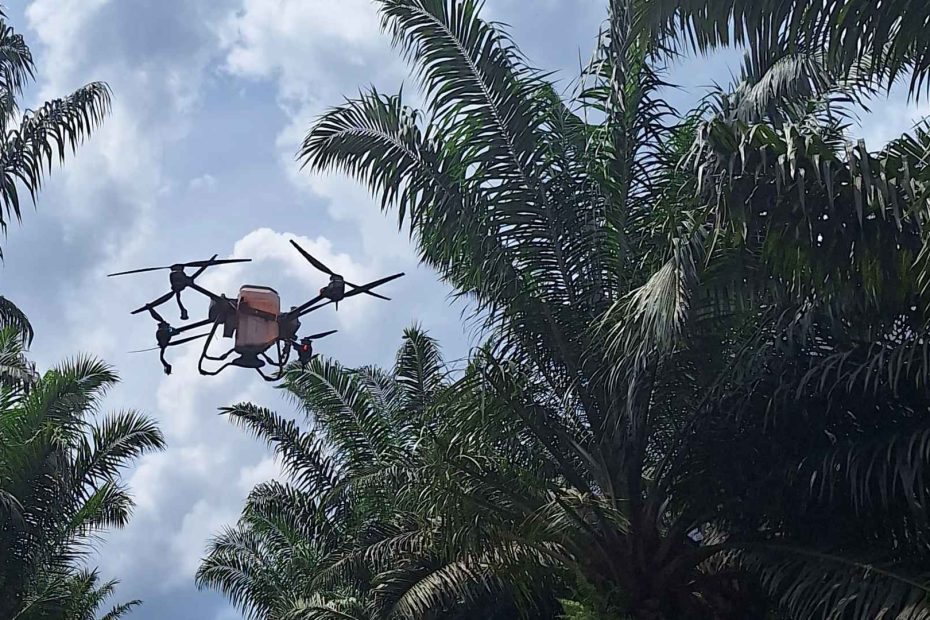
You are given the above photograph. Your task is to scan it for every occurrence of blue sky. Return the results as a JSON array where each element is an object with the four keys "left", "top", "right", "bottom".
[{"left": 2, "top": 1, "right": 928, "bottom": 618}]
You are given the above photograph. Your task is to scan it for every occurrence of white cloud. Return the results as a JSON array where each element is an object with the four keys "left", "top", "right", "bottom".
[
  {"left": 129, "top": 445, "right": 228, "bottom": 515},
  {"left": 25, "top": 0, "right": 111, "bottom": 98},
  {"left": 854, "top": 95, "right": 930, "bottom": 148},
  {"left": 189, "top": 173, "right": 218, "bottom": 192},
  {"left": 219, "top": 0, "right": 392, "bottom": 107},
  {"left": 22, "top": 0, "right": 230, "bottom": 364},
  {"left": 218, "top": 0, "right": 418, "bottom": 267},
  {"left": 238, "top": 456, "right": 282, "bottom": 493},
  {"left": 172, "top": 499, "right": 239, "bottom": 580}
]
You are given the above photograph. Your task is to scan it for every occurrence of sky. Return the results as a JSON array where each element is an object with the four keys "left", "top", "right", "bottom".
[{"left": 2, "top": 1, "right": 928, "bottom": 618}]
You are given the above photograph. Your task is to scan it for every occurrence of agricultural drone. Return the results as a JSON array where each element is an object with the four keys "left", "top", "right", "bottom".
[{"left": 109, "top": 240, "right": 404, "bottom": 381}]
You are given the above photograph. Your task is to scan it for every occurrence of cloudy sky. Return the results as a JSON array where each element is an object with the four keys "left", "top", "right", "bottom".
[{"left": 2, "top": 1, "right": 927, "bottom": 617}]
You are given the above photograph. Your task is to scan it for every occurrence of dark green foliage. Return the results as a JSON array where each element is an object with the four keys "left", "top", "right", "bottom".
[
  {"left": 0, "top": 355, "right": 164, "bottom": 619},
  {"left": 198, "top": 329, "right": 563, "bottom": 619}
]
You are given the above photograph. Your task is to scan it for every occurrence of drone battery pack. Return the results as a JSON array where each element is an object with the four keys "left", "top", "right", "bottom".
[{"left": 236, "top": 285, "right": 281, "bottom": 353}]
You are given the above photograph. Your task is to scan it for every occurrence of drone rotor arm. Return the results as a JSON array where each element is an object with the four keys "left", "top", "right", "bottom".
[
  {"left": 293, "top": 299, "right": 333, "bottom": 320},
  {"left": 129, "top": 332, "right": 210, "bottom": 354},
  {"left": 109, "top": 257, "right": 250, "bottom": 277},
  {"left": 184, "top": 258, "right": 251, "bottom": 269},
  {"left": 286, "top": 294, "right": 326, "bottom": 320},
  {"left": 167, "top": 332, "right": 211, "bottom": 347},
  {"left": 188, "top": 282, "right": 224, "bottom": 303},
  {"left": 147, "top": 307, "right": 168, "bottom": 325},
  {"left": 108, "top": 266, "right": 170, "bottom": 277},
  {"left": 171, "top": 317, "right": 215, "bottom": 335}
]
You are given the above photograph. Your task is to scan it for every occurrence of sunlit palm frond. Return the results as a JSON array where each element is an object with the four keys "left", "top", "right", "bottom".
[
  {"left": 74, "top": 410, "right": 164, "bottom": 485},
  {"left": 197, "top": 525, "right": 281, "bottom": 620},
  {"left": 224, "top": 402, "right": 342, "bottom": 495},
  {"left": 393, "top": 325, "right": 445, "bottom": 418},
  {"left": 287, "top": 357, "right": 407, "bottom": 471}
]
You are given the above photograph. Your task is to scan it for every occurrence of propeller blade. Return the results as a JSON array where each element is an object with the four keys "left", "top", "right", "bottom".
[
  {"left": 290, "top": 240, "right": 335, "bottom": 276},
  {"left": 109, "top": 258, "right": 250, "bottom": 277},
  {"left": 128, "top": 332, "right": 209, "bottom": 354},
  {"left": 342, "top": 273, "right": 405, "bottom": 299},
  {"left": 129, "top": 346, "right": 161, "bottom": 354},
  {"left": 191, "top": 254, "right": 219, "bottom": 279},
  {"left": 131, "top": 291, "right": 175, "bottom": 314},
  {"left": 306, "top": 329, "right": 337, "bottom": 340},
  {"left": 108, "top": 266, "right": 170, "bottom": 277},
  {"left": 344, "top": 280, "right": 391, "bottom": 301},
  {"left": 184, "top": 258, "right": 251, "bottom": 269}
]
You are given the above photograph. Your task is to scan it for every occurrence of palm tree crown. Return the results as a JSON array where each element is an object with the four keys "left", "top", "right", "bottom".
[{"left": 0, "top": 357, "right": 164, "bottom": 619}]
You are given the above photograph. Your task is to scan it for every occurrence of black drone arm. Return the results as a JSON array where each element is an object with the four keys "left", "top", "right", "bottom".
[
  {"left": 188, "top": 282, "right": 224, "bottom": 304},
  {"left": 172, "top": 317, "right": 215, "bottom": 335},
  {"left": 289, "top": 239, "right": 392, "bottom": 301},
  {"left": 285, "top": 294, "right": 327, "bottom": 320}
]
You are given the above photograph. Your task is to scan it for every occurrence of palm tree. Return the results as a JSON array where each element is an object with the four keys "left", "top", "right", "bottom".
[
  {"left": 198, "top": 328, "right": 561, "bottom": 619},
  {"left": 287, "top": 0, "right": 930, "bottom": 618},
  {"left": 0, "top": 6, "right": 108, "bottom": 373},
  {"left": 19, "top": 569, "right": 141, "bottom": 620},
  {"left": 0, "top": 356, "right": 165, "bottom": 619},
  {"left": 0, "top": 11, "right": 110, "bottom": 247}
]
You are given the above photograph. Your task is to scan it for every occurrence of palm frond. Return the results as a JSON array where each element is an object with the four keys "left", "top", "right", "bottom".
[
  {"left": 642, "top": 0, "right": 930, "bottom": 95},
  {"left": 287, "top": 357, "right": 407, "bottom": 471},
  {"left": 224, "top": 402, "right": 342, "bottom": 494},
  {"left": 0, "top": 81, "right": 111, "bottom": 237},
  {"left": 0, "top": 296, "right": 33, "bottom": 345}
]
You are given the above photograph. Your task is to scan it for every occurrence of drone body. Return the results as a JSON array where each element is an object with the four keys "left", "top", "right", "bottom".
[{"left": 111, "top": 241, "right": 404, "bottom": 381}]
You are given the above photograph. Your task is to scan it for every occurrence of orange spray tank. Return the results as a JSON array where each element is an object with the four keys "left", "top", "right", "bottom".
[{"left": 235, "top": 285, "right": 280, "bottom": 353}]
